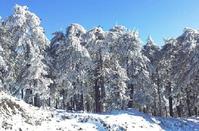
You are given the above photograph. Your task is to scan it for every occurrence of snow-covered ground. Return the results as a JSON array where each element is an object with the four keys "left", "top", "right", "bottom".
[{"left": 0, "top": 91, "right": 198, "bottom": 131}]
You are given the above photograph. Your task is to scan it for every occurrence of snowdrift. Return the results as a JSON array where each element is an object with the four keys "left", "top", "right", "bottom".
[
  {"left": 0, "top": 91, "right": 199, "bottom": 131},
  {"left": 0, "top": 91, "right": 52, "bottom": 130}
]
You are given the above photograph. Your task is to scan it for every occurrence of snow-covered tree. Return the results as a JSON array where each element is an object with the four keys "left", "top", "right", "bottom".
[
  {"left": 84, "top": 26, "right": 131, "bottom": 112},
  {"left": 143, "top": 36, "right": 160, "bottom": 64},
  {"left": 142, "top": 36, "right": 162, "bottom": 116},
  {"left": 0, "top": 45, "right": 6, "bottom": 90},
  {"left": 3, "top": 5, "right": 52, "bottom": 106},
  {"left": 84, "top": 27, "right": 108, "bottom": 112},
  {"left": 171, "top": 28, "right": 199, "bottom": 117},
  {"left": 158, "top": 38, "right": 177, "bottom": 117},
  {"left": 0, "top": 20, "right": 15, "bottom": 93},
  {"left": 49, "top": 24, "right": 92, "bottom": 110},
  {"left": 107, "top": 26, "right": 155, "bottom": 112},
  {"left": 103, "top": 58, "right": 129, "bottom": 111}
]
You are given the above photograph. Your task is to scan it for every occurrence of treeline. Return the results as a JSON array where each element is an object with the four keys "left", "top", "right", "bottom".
[{"left": 0, "top": 5, "right": 198, "bottom": 117}]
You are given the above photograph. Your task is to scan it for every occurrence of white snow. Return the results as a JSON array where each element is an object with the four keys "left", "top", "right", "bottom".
[{"left": 0, "top": 91, "right": 198, "bottom": 131}]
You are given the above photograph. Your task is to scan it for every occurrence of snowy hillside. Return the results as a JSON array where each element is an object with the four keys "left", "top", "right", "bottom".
[{"left": 0, "top": 91, "right": 198, "bottom": 131}]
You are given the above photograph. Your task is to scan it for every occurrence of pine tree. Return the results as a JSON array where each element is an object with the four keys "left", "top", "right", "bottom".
[
  {"left": 49, "top": 24, "right": 91, "bottom": 110},
  {"left": 0, "top": 44, "right": 7, "bottom": 90},
  {"left": 108, "top": 26, "right": 154, "bottom": 112},
  {"left": 4, "top": 5, "right": 52, "bottom": 106},
  {"left": 142, "top": 36, "right": 162, "bottom": 116},
  {"left": 171, "top": 28, "right": 199, "bottom": 117},
  {"left": 103, "top": 58, "right": 129, "bottom": 111},
  {"left": 85, "top": 27, "right": 107, "bottom": 112}
]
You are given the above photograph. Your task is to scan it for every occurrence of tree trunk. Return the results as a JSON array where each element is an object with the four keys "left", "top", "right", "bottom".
[
  {"left": 48, "top": 97, "right": 51, "bottom": 107},
  {"left": 176, "top": 105, "right": 181, "bottom": 117},
  {"left": 94, "top": 49, "right": 104, "bottom": 113},
  {"left": 186, "top": 98, "right": 191, "bottom": 116},
  {"left": 128, "top": 84, "right": 134, "bottom": 108},
  {"left": 94, "top": 80, "right": 101, "bottom": 113},
  {"left": 74, "top": 94, "right": 77, "bottom": 111},
  {"left": 25, "top": 89, "right": 33, "bottom": 104},
  {"left": 34, "top": 93, "right": 39, "bottom": 107},
  {"left": 165, "top": 106, "right": 168, "bottom": 117},
  {"left": 168, "top": 83, "right": 173, "bottom": 117},
  {"left": 187, "top": 100, "right": 191, "bottom": 116},
  {"left": 153, "top": 99, "right": 157, "bottom": 116},
  {"left": 62, "top": 90, "right": 66, "bottom": 109},
  {"left": 157, "top": 77, "right": 162, "bottom": 116},
  {"left": 169, "top": 96, "right": 173, "bottom": 117},
  {"left": 55, "top": 99, "right": 58, "bottom": 109},
  {"left": 80, "top": 93, "right": 84, "bottom": 111},
  {"left": 21, "top": 89, "right": 24, "bottom": 99},
  {"left": 143, "top": 107, "right": 146, "bottom": 113},
  {"left": 193, "top": 93, "right": 197, "bottom": 117},
  {"left": 194, "top": 107, "right": 197, "bottom": 117},
  {"left": 86, "top": 101, "right": 90, "bottom": 112},
  {"left": 186, "top": 88, "right": 191, "bottom": 117},
  {"left": 99, "top": 48, "right": 105, "bottom": 112}
]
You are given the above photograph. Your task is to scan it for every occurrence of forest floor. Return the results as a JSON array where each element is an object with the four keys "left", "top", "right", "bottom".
[{"left": 0, "top": 91, "right": 199, "bottom": 131}]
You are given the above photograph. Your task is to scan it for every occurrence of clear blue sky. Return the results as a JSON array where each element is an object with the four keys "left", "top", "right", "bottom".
[{"left": 1, "top": 0, "right": 199, "bottom": 45}]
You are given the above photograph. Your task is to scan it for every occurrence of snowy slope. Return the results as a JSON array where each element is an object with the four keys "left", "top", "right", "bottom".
[
  {"left": 0, "top": 91, "right": 198, "bottom": 131},
  {"left": 54, "top": 109, "right": 199, "bottom": 131}
]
